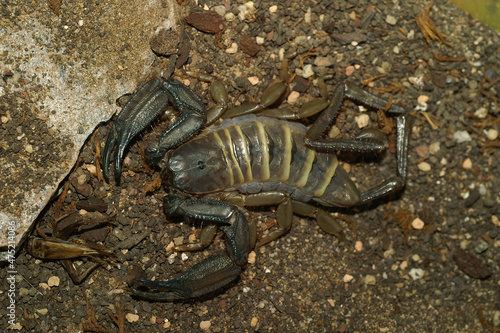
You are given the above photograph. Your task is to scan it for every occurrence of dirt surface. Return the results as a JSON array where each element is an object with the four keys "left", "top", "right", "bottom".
[{"left": 2, "top": 0, "right": 499, "bottom": 332}]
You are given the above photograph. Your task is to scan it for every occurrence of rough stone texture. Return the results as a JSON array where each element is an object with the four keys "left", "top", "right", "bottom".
[{"left": 0, "top": 0, "right": 178, "bottom": 257}]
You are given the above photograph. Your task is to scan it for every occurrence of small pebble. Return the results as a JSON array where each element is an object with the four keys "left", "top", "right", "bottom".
[
  {"left": 354, "top": 240, "right": 363, "bottom": 252},
  {"left": 301, "top": 64, "right": 314, "bottom": 78},
  {"left": 226, "top": 42, "right": 238, "bottom": 54},
  {"left": 173, "top": 236, "right": 184, "bottom": 246},
  {"left": 486, "top": 128, "right": 498, "bottom": 141},
  {"left": 247, "top": 76, "right": 259, "bottom": 85},
  {"left": 355, "top": 114, "right": 370, "bottom": 128},
  {"left": 126, "top": 313, "right": 139, "bottom": 323},
  {"left": 36, "top": 308, "right": 48, "bottom": 315},
  {"left": 474, "top": 106, "right": 488, "bottom": 118},
  {"left": 408, "top": 268, "right": 425, "bottom": 280},
  {"left": 385, "top": 15, "right": 398, "bottom": 25},
  {"left": 417, "top": 95, "right": 429, "bottom": 104},
  {"left": 429, "top": 141, "right": 440, "bottom": 154},
  {"left": 200, "top": 320, "right": 211, "bottom": 330},
  {"left": 400, "top": 260, "right": 408, "bottom": 270},
  {"left": 1, "top": 116, "right": 8, "bottom": 123},
  {"left": 474, "top": 241, "right": 489, "bottom": 254},
  {"left": 181, "top": 253, "right": 189, "bottom": 261},
  {"left": 345, "top": 65, "right": 355, "bottom": 76},
  {"left": 251, "top": 316, "right": 259, "bottom": 327},
  {"left": 343, "top": 274, "right": 354, "bottom": 283},
  {"left": 327, "top": 299, "right": 335, "bottom": 307},
  {"left": 25, "top": 144, "right": 33, "bottom": 153},
  {"left": 85, "top": 164, "right": 97, "bottom": 175},
  {"left": 462, "top": 158, "right": 472, "bottom": 169},
  {"left": 411, "top": 218, "right": 425, "bottom": 230},
  {"left": 417, "top": 161, "right": 431, "bottom": 172},
  {"left": 269, "top": 5, "right": 278, "bottom": 13},
  {"left": 453, "top": 130, "right": 472, "bottom": 143},
  {"left": 247, "top": 251, "right": 256, "bottom": 264},
  {"left": 39, "top": 283, "right": 50, "bottom": 290},
  {"left": 47, "top": 276, "right": 60, "bottom": 287},
  {"left": 364, "top": 275, "right": 376, "bottom": 285},
  {"left": 188, "top": 233, "right": 197, "bottom": 243},
  {"left": 287, "top": 91, "right": 300, "bottom": 105},
  {"left": 491, "top": 215, "right": 499, "bottom": 227}
]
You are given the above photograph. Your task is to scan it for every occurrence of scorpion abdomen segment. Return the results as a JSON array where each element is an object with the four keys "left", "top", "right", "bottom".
[{"left": 168, "top": 116, "right": 360, "bottom": 207}]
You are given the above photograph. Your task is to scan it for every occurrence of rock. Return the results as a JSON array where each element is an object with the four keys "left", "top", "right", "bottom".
[
  {"left": 453, "top": 249, "right": 493, "bottom": 279},
  {"left": 0, "top": 0, "right": 179, "bottom": 257}
]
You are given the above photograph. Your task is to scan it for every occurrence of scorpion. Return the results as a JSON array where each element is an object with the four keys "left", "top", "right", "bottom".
[{"left": 102, "top": 59, "right": 410, "bottom": 301}]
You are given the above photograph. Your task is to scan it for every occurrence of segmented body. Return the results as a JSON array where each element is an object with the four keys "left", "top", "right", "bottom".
[{"left": 167, "top": 116, "right": 360, "bottom": 207}]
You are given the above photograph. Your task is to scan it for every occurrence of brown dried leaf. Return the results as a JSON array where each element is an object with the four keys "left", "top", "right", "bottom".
[
  {"left": 453, "top": 249, "right": 493, "bottom": 279},
  {"left": 47, "top": 0, "right": 62, "bottom": 16},
  {"left": 150, "top": 29, "right": 180, "bottom": 56},
  {"left": 415, "top": 0, "right": 451, "bottom": 46},
  {"left": 184, "top": 11, "right": 226, "bottom": 34},
  {"left": 240, "top": 35, "right": 260, "bottom": 56}
]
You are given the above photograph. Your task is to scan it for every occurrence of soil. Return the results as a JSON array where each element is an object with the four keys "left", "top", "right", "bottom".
[{"left": 2, "top": 0, "right": 499, "bottom": 332}]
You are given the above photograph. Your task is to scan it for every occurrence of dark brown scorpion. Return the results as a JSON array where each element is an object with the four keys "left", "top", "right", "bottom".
[{"left": 102, "top": 60, "right": 410, "bottom": 301}]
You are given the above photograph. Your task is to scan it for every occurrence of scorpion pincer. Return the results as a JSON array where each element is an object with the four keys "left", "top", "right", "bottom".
[{"left": 102, "top": 64, "right": 410, "bottom": 301}]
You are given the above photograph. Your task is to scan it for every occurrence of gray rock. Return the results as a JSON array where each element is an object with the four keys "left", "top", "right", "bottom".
[{"left": 0, "top": 0, "right": 179, "bottom": 258}]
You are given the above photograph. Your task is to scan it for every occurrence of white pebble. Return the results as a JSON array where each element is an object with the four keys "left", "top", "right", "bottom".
[
  {"left": 247, "top": 76, "right": 259, "bottom": 85},
  {"left": 126, "top": 313, "right": 139, "bottom": 323},
  {"left": 343, "top": 274, "right": 354, "bottom": 283},
  {"left": 301, "top": 64, "right": 314, "bottom": 78},
  {"left": 429, "top": 141, "right": 440, "bottom": 154},
  {"left": 181, "top": 253, "right": 189, "bottom": 261},
  {"left": 355, "top": 114, "right": 370, "bottom": 128},
  {"left": 287, "top": 91, "right": 300, "bottom": 105},
  {"left": 200, "top": 320, "right": 211, "bottom": 330},
  {"left": 255, "top": 36, "right": 265, "bottom": 45},
  {"left": 354, "top": 240, "right": 363, "bottom": 252},
  {"left": 247, "top": 251, "right": 256, "bottom": 264},
  {"left": 25, "top": 144, "right": 33, "bottom": 153},
  {"left": 453, "top": 130, "right": 472, "bottom": 143},
  {"left": 474, "top": 106, "right": 488, "bottom": 118},
  {"left": 226, "top": 42, "right": 238, "bottom": 54},
  {"left": 385, "top": 15, "right": 397, "bottom": 25},
  {"left": 408, "top": 268, "right": 425, "bottom": 280},
  {"left": 411, "top": 218, "right": 425, "bottom": 230},
  {"left": 417, "top": 161, "right": 431, "bottom": 172},
  {"left": 269, "top": 5, "right": 278, "bottom": 13},
  {"left": 47, "top": 276, "right": 60, "bottom": 287},
  {"left": 486, "top": 128, "right": 498, "bottom": 141}
]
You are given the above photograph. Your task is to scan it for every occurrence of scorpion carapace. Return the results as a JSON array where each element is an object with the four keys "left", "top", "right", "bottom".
[{"left": 102, "top": 63, "right": 410, "bottom": 301}]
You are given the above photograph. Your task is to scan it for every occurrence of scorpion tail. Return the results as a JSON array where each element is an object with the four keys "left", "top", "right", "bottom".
[{"left": 131, "top": 254, "right": 241, "bottom": 301}]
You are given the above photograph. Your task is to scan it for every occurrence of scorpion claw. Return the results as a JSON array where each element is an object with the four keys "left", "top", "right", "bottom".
[{"left": 102, "top": 78, "right": 173, "bottom": 182}]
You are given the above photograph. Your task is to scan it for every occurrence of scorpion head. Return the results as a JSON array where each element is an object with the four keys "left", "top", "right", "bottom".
[{"left": 163, "top": 134, "right": 232, "bottom": 194}]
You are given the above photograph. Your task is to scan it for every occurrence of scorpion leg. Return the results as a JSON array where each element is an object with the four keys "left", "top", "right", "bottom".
[
  {"left": 291, "top": 201, "right": 345, "bottom": 241},
  {"left": 167, "top": 224, "right": 217, "bottom": 254},
  {"left": 131, "top": 197, "right": 249, "bottom": 301},
  {"left": 303, "top": 83, "right": 410, "bottom": 204},
  {"left": 185, "top": 71, "right": 229, "bottom": 125},
  {"left": 224, "top": 192, "right": 294, "bottom": 247},
  {"left": 102, "top": 78, "right": 207, "bottom": 181}
]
